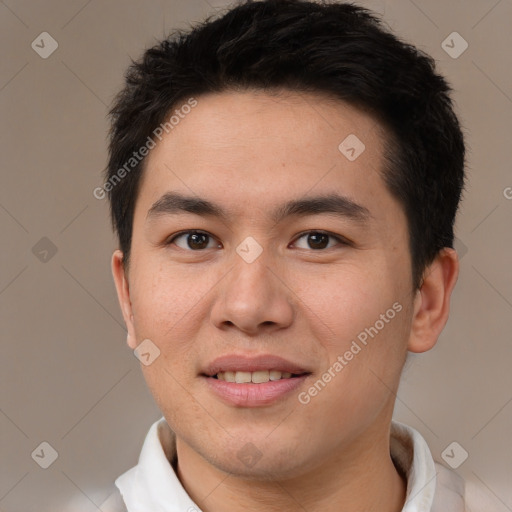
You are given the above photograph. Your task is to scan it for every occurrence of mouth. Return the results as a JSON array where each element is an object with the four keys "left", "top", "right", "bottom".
[
  {"left": 200, "top": 354, "right": 312, "bottom": 406},
  {"left": 206, "top": 370, "right": 309, "bottom": 383},
  {"left": 201, "top": 353, "right": 312, "bottom": 381}
]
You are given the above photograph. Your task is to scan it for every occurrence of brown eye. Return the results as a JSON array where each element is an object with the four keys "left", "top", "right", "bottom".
[
  {"left": 169, "top": 230, "right": 220, "bottom": 250},
  {"left": 306, "top": 232, "right": 330, "bottom": 249},
  {"left": 293, "top": 231, "right": 346, "bottom": 250}
]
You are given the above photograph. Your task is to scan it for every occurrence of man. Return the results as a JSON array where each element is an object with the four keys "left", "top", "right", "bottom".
[{"left": 101, "top": 1, "right": 486, "bottom": 510}]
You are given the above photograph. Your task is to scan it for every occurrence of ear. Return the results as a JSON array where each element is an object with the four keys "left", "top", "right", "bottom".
[
  {"left": 111, "top": 250, "right": 138, "bottom": 349},
  {"left": 408, "top": 247, "right": 459, "bottom": 353}
]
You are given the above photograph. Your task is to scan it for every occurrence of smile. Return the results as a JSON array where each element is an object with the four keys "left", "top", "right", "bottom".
[{"left": 214, "top": 370, "right": 302, "bottom": 383}]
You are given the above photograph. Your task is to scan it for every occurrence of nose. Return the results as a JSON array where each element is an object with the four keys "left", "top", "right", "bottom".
[{"left": 210, "top": 253, "right": 294, "bottom": 336}]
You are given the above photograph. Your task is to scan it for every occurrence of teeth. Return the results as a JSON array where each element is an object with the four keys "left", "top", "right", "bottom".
[
  {"left": 215, "top": 370, "right": 296, "bottom": 383},
  {"left": 269, "top": 370, "right": 281, "bottom": 381},
  {"left": 235, "top": 371, "right": 252, "bottom": 383},
  {"left": 224, "top": 371, "right": 236, "bottom": 383},
  {"left": 252, "top": 370, "right": 269, "bottom": 383}
]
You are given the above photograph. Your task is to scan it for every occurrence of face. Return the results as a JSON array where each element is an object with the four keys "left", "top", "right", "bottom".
[{"left": 113, "top": 90, "right": 420, "bottom": 479}]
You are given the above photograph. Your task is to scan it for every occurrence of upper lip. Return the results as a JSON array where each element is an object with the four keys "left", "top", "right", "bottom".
[{"left": 202, "top": 354, "right": 312, "bottom": 377}]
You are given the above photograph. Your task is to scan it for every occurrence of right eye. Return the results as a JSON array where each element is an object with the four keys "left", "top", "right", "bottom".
[{"left": 166, "top": 230, "right": 222, "bottom": 251}]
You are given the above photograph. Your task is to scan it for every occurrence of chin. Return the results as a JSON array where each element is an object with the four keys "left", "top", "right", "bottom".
[
  {"left": 203, "top": 437, "right": 309, "bottom": 481},
  {"left": 215, "top": 455, "right": 308, "bottom": 481}
]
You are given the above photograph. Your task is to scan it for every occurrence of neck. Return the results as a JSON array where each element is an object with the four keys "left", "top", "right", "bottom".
[{"left": 175, "top": 420, "right": 406, "bottom": 512}]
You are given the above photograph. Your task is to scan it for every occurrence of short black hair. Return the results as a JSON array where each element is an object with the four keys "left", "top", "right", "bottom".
[{"left": 105, "top": 0, "right": 465, "bottom": 289}]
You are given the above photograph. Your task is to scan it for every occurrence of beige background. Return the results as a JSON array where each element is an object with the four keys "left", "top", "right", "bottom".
[{"left": 1, "top": 0, "right": 511, "bottom": 510}]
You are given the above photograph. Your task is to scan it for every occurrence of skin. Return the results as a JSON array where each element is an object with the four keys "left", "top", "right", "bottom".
[{"left": 112, "top": 90, "right": 459, "bottom": 512}]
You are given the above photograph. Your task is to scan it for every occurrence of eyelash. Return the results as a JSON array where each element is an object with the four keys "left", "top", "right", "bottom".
[{"left": 165, "top": 229, "right": 350, "bottom": 251}]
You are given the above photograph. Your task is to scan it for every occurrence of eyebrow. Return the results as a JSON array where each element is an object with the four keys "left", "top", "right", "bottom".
[{"left": 146, "top": 191, "right": 371, "bottom": 224}]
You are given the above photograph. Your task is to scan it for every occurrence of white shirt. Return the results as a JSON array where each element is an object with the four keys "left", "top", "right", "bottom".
[{"left": 100, "top": 417, "right": 488, "bottom": 512}]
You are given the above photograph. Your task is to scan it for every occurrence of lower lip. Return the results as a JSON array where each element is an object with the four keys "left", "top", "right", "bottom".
[{"left": 202, "top": 375, "right": 309, "bottom": 407}]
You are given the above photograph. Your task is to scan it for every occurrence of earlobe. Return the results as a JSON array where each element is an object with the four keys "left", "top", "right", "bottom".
[
  {"left": 408, "top": 248, "right": 459, "bottom": 353},
  {"left": 111, "top": 250, "right": 138, "bottom": 349}
]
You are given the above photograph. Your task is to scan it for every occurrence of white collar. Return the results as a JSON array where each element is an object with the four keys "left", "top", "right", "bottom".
[
  {"left": 389, "top": 421, "right": 464, "bottom": 511},
  {"left": 114, "top": 417, "right": 465, "bottom": 512}
]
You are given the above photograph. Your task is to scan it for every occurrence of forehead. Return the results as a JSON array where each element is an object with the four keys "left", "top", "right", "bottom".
[
  {"left": 152, "top": 90, "right": 384, "bottom": 159},
  {"left": 136, "top": 90, "right": 392, "bottom": 220}
]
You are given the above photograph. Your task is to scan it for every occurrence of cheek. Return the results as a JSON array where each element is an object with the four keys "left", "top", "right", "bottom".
[
  {"left": 295, "top": 264, "right": 409, "bottom": 401},
  {"left": 127, "top": 259, "right": 218, "bottom": 386},
  {"left": 130, "top": 263, "right": 209, "bottom": 423},
  {"left": 130, "top": 259, "right": 207, "bottom": 333},
  {"left": 298, "top": 313, "right": 409, "bottom": 439},
  {"left": 296, "top": 262, "right": 402, "bottom": 348}
]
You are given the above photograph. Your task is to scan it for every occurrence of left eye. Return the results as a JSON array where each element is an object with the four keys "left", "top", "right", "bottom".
[
  {"left": 292, "top": 231, "right": 345, "bottom": 250},
  {"left": 169, "top": 230, "right": 221, "bottom": 250}
]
